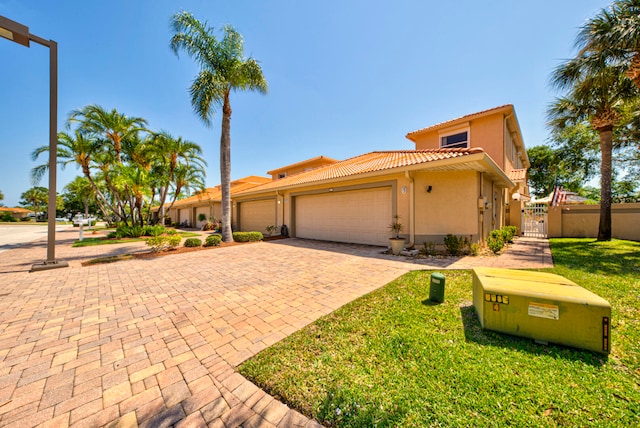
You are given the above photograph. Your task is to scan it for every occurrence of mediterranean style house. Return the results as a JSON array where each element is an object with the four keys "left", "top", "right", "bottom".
[{"left": 166, "top": 105, "right": 530, "bottom": 246}]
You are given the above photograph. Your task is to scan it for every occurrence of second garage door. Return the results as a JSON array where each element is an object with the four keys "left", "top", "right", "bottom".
[
  {"left": 239, "top": 199, "right": 276, "bottom": 233},
  {"left": 295, "top": 187, "right": 392, "bottom": 246}
]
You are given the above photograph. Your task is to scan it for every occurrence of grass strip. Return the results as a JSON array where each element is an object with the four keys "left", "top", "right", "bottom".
[{"left": 239, "top": 239, "right": 640, "bottom": 427}]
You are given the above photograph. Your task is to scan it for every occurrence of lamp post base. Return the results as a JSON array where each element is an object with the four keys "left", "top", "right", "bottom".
[{"left": 31, "top": 260, "right": 69, "bottom": 272}]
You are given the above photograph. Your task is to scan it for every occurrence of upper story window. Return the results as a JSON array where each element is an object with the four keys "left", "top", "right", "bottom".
[
  {"left": 440, "top": 131, "right": 469, "bottom": 149},
  {"left": 277, "top": 172, "right": 287, "bottom": 179}
]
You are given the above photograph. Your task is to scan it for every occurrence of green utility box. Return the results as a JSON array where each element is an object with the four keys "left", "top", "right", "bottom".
[
  {"left": 472, "top": 267, "right": 611, "bottom": 354},
  {"left": 429, "top": 272, "right": 445, "bottom": 303}
]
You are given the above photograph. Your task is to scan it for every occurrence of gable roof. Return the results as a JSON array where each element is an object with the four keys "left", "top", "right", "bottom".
[
  {"left": 170, "top": 176, "right": 270, "bottom": 208},
  {"left": 236, "top": 148, "right": 514, "bottom": 196},
  {"left": 0, "top": 207, "right": 33, "bottom": 214},
  {"left": 405, "top": 104, "right": 514, "bottom": 141},
  {"left": 267, "top": 156, "right": 339, "bottom": 175}
]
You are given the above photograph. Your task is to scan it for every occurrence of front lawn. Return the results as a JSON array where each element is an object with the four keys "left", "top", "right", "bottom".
[
  {"left": 239, "top": 239, "right": 640, "bottom": 427},
  {"left": 71, "top": 231, "right": 200, "bottom": 247}
]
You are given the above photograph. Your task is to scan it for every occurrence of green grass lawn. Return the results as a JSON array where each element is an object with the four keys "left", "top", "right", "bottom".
[
  {"left": 71, "top": 231, "right": 200, "bottom": 247},
  {"left": 239, "top": 239, "right": 640, "bottom": 427}
]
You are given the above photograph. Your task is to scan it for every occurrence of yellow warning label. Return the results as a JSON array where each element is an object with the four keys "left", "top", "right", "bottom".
[{"left": 528, "top": 302, "right": 559, "bottom": 320}]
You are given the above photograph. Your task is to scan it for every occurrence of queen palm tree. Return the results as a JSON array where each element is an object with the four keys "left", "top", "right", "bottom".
[
  {"left": 69, "top": 105, "right": 148, "bottom": 164},
  {"left": 170, "top": 11, "right": 268, "bottom": 241},
  {"left": 549, "top": 57, "right": 638, "bottom": 240},
  {"left": 577, "top": 0, "right": 640, "bottom": 88}
]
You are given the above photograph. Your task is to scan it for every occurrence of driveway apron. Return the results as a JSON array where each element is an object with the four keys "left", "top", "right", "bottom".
[{"left": 0, "top": 232, "right": 551, "bottom": 427}]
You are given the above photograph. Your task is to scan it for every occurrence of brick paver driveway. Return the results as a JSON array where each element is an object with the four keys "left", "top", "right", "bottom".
[
  {"left": 0, "top": 235, "right": 416, "bottom": 427},
  {"left": 0, "top": 231, "right": 551, "bottom": 427}
]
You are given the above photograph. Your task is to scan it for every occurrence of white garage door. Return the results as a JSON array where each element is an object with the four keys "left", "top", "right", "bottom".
[
  {"left": 179, "top": 208, "right": 191, "bottom": 226},
  {"left": 295, "top": 187, "right": 392, "bottom": 246},
  {"left": 239, "top": 199, "right": 276, "bottom": 233}
]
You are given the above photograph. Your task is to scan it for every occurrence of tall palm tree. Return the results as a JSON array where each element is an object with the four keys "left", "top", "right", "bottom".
[
  {"left": 549, "top": 58, "right": 637, "bottom": 240},
  {"left": 20, "top": 186, "right": 49, "bottom": 220},
  {"left": 577, "top": 0, "right": 640, "bottom": 88},
  {"left": 170, "top": 11, "right": 268, "bottom": 241}
]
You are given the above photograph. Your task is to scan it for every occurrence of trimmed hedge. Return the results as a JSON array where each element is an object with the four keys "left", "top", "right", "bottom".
[
  {"left": 232, "top": 231, "right": 263, "bottom": 242},
  {"left": 204, "top": 234, "right": 222, "bottom": 247},
  {"left": 184, "top": 238, "right": 202, "bottom": 247}
]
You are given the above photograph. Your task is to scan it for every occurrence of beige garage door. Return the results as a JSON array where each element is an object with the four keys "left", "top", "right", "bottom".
[
  {"left": 179, "top": 208, "right": 191, "bottom": 226},
  {"left": 239, "top": 199, "right": 276, "bottom": 232},
  {"left": 295, "top": 187, "right": 392, "bottom": 246}
]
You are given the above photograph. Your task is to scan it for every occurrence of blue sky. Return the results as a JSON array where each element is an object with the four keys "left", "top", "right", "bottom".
[{"left": 0, "top": 0, "right": 608, "bottom": 207}]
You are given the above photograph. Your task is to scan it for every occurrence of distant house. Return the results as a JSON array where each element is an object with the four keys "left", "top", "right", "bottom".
[
  {"left": 230, "top": 105, "right": 530, "bottom": 246},
  {"left": 0, "top": 206, "right": 33, "bottom": 221}
]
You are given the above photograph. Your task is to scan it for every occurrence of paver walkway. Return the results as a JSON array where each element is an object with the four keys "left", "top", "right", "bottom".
[{"left": 0, "top": 230, "right": 552, "bottom": 427}]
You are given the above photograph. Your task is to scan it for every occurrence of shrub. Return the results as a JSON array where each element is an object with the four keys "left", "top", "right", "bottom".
[
  {"left": 488, "top": 230, "right": 505, "bottom": 254},
  {"left": 201, "top": 220, "right": 218, "bottom": 231},
  {"left": 184, "top": 238, "right": 202, "bottom": 247},
  {"left": 166, "top": 228, "right": 177, "bottom": 235},
  {"left": 197, "top": 213, "right": 207, "bottom": 223},
  {"left": 419, "top": 241, "right": 437, "bottom": 256},
  {"left": 469, "top": 242, "right": 480, "bottom": 256},
  {"left": 1, "top": 212, "right": 17, "bottom": 222},
  {"left": 106, "top": 231, "right": 117, "bottom": 239},
  {"left": 144, "top": 225, "right": 165, "bottom": 237},
  {"left": 204, "top": 234, "right": 222, "bottom": 247},
  {"left": 502, "top": 225, "right": 517, "bottom": 243},
  {"left": 167, "top": 235, "right": 181, "bottom": 249},
  {"left": 146, "top": 236, "right": 167, "bottom": 252},
  {"left": 232, "top": 231, "right": 263, "bottom": 242},
  {"left": 444, "top": 234, "right": 469, "bottom": 256}
]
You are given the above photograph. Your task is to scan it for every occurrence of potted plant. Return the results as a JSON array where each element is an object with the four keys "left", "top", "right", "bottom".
[
  {"left": 389, "top": 215, "right": 405, "bottom": 255},
  {"left": 265, "top": 225, "right": 277, "bottom": 237}
]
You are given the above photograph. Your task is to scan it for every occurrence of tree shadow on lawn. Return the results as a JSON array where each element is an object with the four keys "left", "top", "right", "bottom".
[{"left": 459, "top": 304, "right": 607, "bottom": 367}]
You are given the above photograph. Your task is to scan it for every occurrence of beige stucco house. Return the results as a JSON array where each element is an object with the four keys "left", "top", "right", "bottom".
[
  {"left": 230, "top": 104, "right": 530, "bottom": 246},
  {"left": 0, "top": 206, "right": 33, "bottom": 221},
  {"left": 163, "top": 176, "right": 271, "bottom": 228}
]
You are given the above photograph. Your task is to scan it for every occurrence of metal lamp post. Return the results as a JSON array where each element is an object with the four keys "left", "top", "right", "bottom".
[{"left": 0, "top": 15, "right": 68, "bottom": 271}]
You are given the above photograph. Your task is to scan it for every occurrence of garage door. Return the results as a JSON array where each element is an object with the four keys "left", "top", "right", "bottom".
[
  {"left": 239, "top": 199, "right": 276, "bottom": 232},
  {"left": 179, "top": 208, "right": 191, "bottom": 226},
  {"left": 295, "top": 187, "right": 392, "bottom": 246}
]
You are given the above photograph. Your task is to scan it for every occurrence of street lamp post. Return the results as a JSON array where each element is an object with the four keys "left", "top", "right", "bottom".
[{"left": 0, "top": 15, "right": 68, "bottom": 271}]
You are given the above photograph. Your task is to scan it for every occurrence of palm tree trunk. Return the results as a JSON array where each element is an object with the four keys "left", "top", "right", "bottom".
[
  {"left": 220, "top": 91, "right": 233, "bottom": 242},
  {"left": 597, "top": 127, "right": 613, "bottom": 241}
]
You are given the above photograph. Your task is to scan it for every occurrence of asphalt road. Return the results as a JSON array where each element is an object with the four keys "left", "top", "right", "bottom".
[{"left": 0, "top": 223, "right": 71, "bottom": 253}]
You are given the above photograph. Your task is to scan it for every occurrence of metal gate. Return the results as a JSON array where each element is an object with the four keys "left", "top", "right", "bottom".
[{"left": 522, "top": 204, "right": 548, "bottom": 238}]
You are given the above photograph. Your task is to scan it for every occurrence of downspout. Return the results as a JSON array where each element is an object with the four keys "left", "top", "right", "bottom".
[
  {"left": 479, "top": 172, "right": 485, "bottom": 243},
  {"left": 275, "top": 190, "right": 281, "bottom": 228},
  {"left": 405, "top": 171, "right": 415, "bottom": 247}
]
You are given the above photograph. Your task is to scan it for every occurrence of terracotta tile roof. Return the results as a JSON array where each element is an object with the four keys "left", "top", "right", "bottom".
[
  {"left": 509, "top": 169, "right": 527, "bottom": 181},
  {"left": 170, "top": 176, "right": 270, "bottom": 208},
  {"left": 267, "top": 156, "right": 339, "bottom": 175},
  {"left": 406, "top": 104, "right": 513, "bottom": 141},
  {"left": 0, "top": 207, "right": 33, "bottom": 213},
  {"left": 236, "top": 148, "right": 485, "bottom": 193}
]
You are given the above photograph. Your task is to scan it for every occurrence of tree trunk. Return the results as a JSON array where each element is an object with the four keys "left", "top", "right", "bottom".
[
  {"left": 597, "top": 127, "right": 613, "bottom": 241},
  {"left": 220, "top": 90, "right": 234, "bottom": 242}
]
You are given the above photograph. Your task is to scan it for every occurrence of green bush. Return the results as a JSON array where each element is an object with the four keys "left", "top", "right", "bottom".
[
  {"left": 469, "top": 242, "right": 480, "bottom": 256},
  {"left": 184, "top": 238, "right": 202, "bottom": 247},
  {"left": 146, "top": 236, "right": 167, "bottom": 252},
  {"left": 167, "top": 235, "right": 181, "bottom": 249},
  {"left": 502, "top": 225, "right": 517, "bottom": 243},
  {"left": 1, "top": 212, "right": 17, "bottom": 222},
  {"left": 204, "top": 234, "right": 222, "bottom": 247},
  {"left": 166, "top": 228, "right": 177, "bottom": 235},
  {"left": 488, "top": 230, "right": 505, "bottom": 254},
  {"left": 144, "top": 225, "right": 165, "bottom": 237},
  {"left": 106, "top": 231, "right": 117, "bottom": 239},
  {"left": 444, "top": 234, "right": 469, "bottom": 256},
  {"left": 419, "top": 241, "right": 437, "bottom": 256},
  {"left": 232, "top": 231, "right": 264, "bottom": 242}
]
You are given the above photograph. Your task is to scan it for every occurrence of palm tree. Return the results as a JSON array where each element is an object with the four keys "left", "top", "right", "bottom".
[
  {"left": 170, "top": 11, "right": 268, "bottom": 241},
  {"left": 577, "top": 0, "right": 640, "bottom": 88},
  {"left": 20, "top": 186, "right": 49, "bottom": 220},
  {"left": 148, "top": 131, "right": 206, "bottom": 222},
  {"left": 549, "top": 57, "right": 637, "bottom": 240},
  {"left": 68, "top": 105, "right": 148, "bottom": 164}
]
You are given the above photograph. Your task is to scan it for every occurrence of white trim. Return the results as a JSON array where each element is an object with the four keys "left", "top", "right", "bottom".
[{"left": 439, "top": 127, "right": 470, "bottom": 149}]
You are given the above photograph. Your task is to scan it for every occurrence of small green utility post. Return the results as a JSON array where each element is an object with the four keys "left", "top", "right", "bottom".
[{"left": 429, "top": 273, "right": 445, "bottom": 303}]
